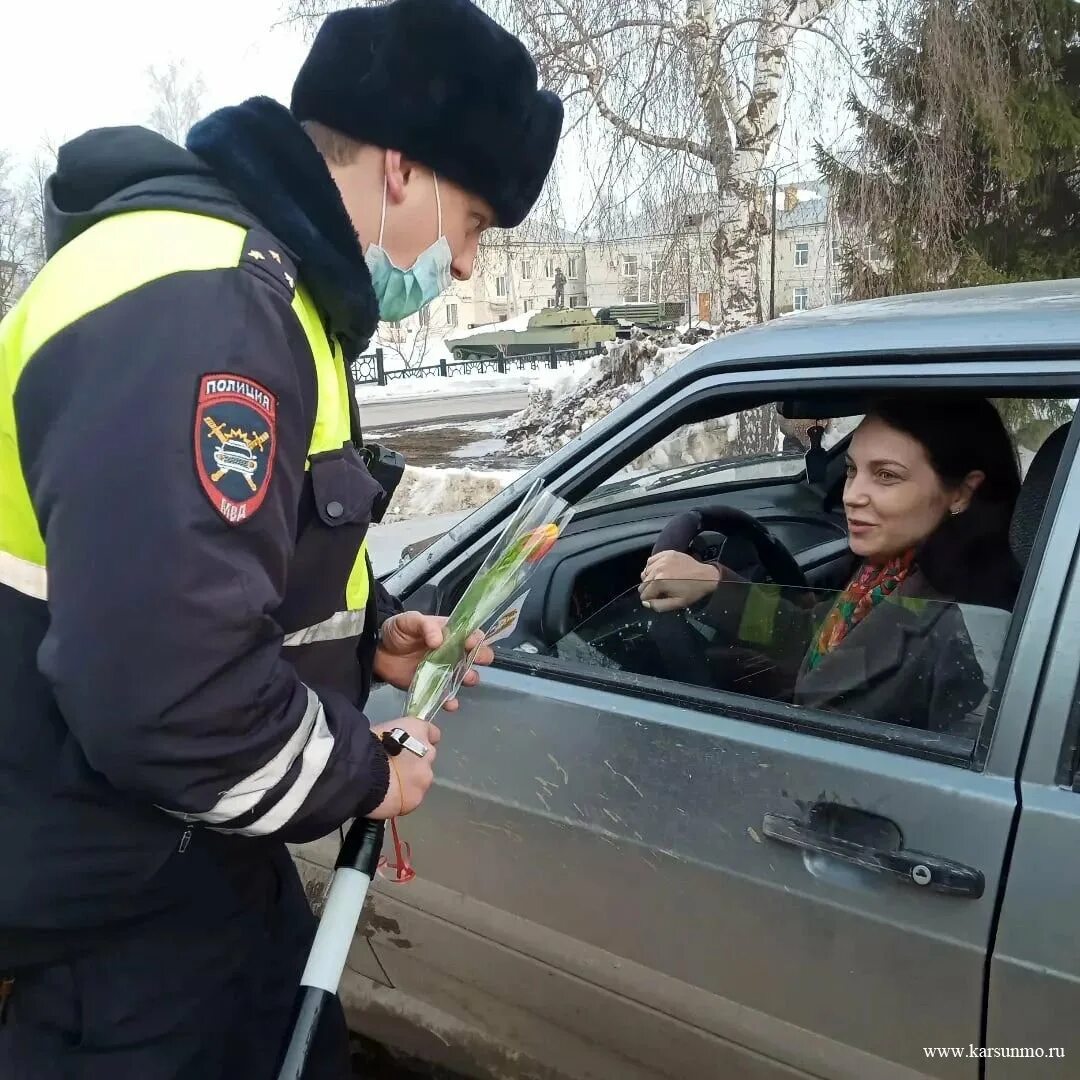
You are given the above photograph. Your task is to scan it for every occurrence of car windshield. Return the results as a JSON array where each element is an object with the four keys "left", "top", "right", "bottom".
[{"left": 582, "top": 407, "right": 857, "bottom": 508}]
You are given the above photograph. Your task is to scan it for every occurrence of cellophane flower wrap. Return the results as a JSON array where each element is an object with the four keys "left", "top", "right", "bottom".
[{"left": 404, "top": 479, "right": 573, "bottom": 722}]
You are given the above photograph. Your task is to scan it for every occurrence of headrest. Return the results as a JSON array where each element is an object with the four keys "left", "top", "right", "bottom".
[{"left": 1010, "top": 424, "right": 1071, "bottom": 568}]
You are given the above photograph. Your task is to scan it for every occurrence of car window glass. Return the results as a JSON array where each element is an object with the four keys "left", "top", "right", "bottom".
[
  {"left": 541, "top": 581, "right": 1012, "bottom": 747},
  {"left": 381, "top": 399, "right": 1075, "bottom": 577},
  {"left": 582, "top": 406, "right": 862, "bottom": 508},
  {"left": 582, "top": 399, "right": 1075, "bottom": 506}
]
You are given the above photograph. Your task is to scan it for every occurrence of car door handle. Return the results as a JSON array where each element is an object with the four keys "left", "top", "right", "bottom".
[{"left": 761, "top": 813, "right": 985, "bottom": 899}]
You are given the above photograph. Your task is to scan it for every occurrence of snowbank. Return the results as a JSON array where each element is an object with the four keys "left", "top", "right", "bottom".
[
  {"left": 504, "top": 335, "right": 707, "bottom": 457},
  {"left": 384, "top": 464, "right": 521, "bottom": 523},
  {"left": 354, "top": 358, "right": 597, "bottom": 404},
  {"left": 356, "top": 373, "right": 525, "bottom": 403}
]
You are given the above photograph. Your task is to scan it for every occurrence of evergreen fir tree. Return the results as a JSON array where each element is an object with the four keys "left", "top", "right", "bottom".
[{"left": 818, "top": 0, "right": 1080, "bottom": 296}]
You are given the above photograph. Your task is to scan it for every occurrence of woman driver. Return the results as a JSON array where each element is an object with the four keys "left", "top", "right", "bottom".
[{"left": 638, "top": 397, "right": 1022, "bottom": 732}]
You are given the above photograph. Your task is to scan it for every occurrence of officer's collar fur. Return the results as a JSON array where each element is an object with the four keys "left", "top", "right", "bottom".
[{"left": 187, "top": 96, "right": 378, "bottom": 359}]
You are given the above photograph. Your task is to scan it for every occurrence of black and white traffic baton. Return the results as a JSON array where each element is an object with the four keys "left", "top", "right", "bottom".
[
  {"left": 275, "top": 816, "right": 386, "bottom": 1079},
  {"left": 277, "top": 725, "right": 429, "bottom": 1078}
]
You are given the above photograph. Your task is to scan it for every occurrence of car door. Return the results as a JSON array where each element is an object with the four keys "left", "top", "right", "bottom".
[
  {"left": 361, "top": 367, "right": 1079, "bottom": 1080},
  {"left": 985, "top": 431, "right": 1080, "bottom": 1072}
]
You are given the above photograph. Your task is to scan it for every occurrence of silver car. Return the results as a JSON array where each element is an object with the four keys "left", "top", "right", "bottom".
[{"left": 294, "top": 281, "right": 1080, "bottom": 1079}]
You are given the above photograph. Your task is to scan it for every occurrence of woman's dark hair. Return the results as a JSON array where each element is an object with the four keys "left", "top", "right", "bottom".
[
  {"left": 863, "top": 396, "right": 1023, "bottom": 608},
  {"left": 867, "top": 396, "right": 1021, "bottom": 509}
]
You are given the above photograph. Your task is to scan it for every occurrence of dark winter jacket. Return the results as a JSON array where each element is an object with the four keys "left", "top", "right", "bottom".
[
  {"left": 0, "top": 99, "right": 400, "bottom": 966},
  {"left": 702, "top": 510, "right": 1020, "bottom": 736}
]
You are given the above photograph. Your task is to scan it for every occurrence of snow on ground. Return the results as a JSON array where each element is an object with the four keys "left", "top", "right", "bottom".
[
  {"left": 505, "top": 335, "right": 708, "bottom": 456},
  {"left": 354, "top": 358, "right": 597, "bottom": 403},
  {"left": 356, "top": 373, "right": 523, "bottom": 402},
  {"left": 383, "top": 464, "right": 521, "bottom": 524},
  {"left": 369, "top": 310, "right": 542, "bottom": 374},
  {"left": 370, "top": 325, "right": 453, "bottom": 373}
]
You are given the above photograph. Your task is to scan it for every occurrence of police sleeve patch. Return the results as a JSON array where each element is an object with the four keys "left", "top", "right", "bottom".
[{"left": 194, "top": 374, "right": 277, "bottom": 525}]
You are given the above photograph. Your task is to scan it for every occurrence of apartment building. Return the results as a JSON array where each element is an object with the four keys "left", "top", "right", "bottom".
[{"left": 769, "top": 184, "right": 844, "bottom": 315}]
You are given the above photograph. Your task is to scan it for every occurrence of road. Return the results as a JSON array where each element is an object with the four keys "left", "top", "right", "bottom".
[
  {"left": 367, "top": 511, "right": 468, "bottom": 576},
  {"left": 358, "top": 389, "right": 529, "bottom": 429}
]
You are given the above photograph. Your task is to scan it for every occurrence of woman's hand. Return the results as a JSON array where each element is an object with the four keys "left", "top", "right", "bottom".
[
  {"left": 639, "top": 551, "right": 723, "bottom": 613},
  {"left": 368, "top": 717, "right": 441, "bottom": 818},
  {"left": 374, "top": 612, "right": 494, "bottom": 711}
]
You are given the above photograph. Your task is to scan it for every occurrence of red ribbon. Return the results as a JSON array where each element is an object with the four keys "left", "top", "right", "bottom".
[{"left": 376, "top": 817, "right": 415, "bottom": 884}]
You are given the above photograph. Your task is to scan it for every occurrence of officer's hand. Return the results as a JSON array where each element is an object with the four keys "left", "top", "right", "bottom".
[
  {"left": 368, "top": 717, "right": 441, "bottom": 818},
  {"left": 374, "top": 613, "right": 494, "bottom": 711}
]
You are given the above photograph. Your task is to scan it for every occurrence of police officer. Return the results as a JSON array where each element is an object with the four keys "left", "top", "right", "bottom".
[{"left": 0, "top": 0, "right": 562, "bottom": 1075}]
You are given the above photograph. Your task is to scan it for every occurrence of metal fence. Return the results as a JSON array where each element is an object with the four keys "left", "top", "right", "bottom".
[{"left": 350, "top": 344, "right": 603, "bottom": 387}]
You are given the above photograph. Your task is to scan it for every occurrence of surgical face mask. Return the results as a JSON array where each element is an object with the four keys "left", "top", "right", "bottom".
[{"left": 363, "top": 173, "right": 453, "bottom": 322}]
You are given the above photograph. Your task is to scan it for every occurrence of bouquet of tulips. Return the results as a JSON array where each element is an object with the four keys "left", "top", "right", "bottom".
[{"left": 404, "top": 478, "right": 573, "bottom": 722}]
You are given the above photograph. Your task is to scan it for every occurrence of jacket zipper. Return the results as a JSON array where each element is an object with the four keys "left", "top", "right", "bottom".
[{"left": 178, "top": 828, "right": 192, "bottom": 854}]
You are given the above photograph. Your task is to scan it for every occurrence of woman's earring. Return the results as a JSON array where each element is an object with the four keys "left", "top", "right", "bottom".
[{"left": 951, "top": 506, "right": 962, "bottom": 516}]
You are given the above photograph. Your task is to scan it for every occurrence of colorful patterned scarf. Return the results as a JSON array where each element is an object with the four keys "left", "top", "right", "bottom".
[{"left": 805, "top": 549, "right": 916, "bottom": 672}]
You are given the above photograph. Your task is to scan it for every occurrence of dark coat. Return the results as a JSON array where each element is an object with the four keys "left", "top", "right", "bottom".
[
  {"left": 0, "top": 100, "right": 401, "bottom": 966},
  {"left": 702, "top": 515, "right": 1020, "bottom": 737}
]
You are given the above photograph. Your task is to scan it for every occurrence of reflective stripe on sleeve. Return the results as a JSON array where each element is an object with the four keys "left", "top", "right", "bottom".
[
  {"left": 0, "top": 550, "right": 47, "bottom": 601},
  {"left": 282, "top": 608, "right": 367, "bottom": 647},
  {"left": 161, "top": 687, "right": 332, "bottom": 830},
  {"left": 238, "top": 697, "right": 335, "bottom": 836}
]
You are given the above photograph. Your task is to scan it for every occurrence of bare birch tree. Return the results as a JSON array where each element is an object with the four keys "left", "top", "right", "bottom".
[
  {"left": 287, "top": 0, "right": 854, "bottom": 331},
  {"left": 147, "top": 62, "right": 207, "bottom": 145},
  {"left": 505, "top": 0, "right": 858, "bottom": 329}
]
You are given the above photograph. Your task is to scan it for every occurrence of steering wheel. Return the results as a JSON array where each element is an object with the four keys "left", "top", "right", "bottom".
[
  {"left": 645, "top": 506, "right": 808, "bottom": 691},
  {"left": 650, "top": 506, "right": 808, "bottom": 590}
]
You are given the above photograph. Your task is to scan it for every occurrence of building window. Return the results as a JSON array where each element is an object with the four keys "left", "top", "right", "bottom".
[
  {"left": 568, "top": 256, "right": 580, "bottom": 278},
  {"left": 794, "top": 242, "right": 809, "bottom": 267},
  {"left": 445, "top": 303, "right": 459, "bottom": 327},
  {"left": 793, "top": 287, "right": 809, "bottom": 311},
  {"left": 622, "top": 255, "right": 638, "bottom": 277},
  {"left": 418, "top": 304, "right": 431, "bottom": 328},
  {"left": 829, "top": 283, "right": 844, "bottom": 305},
  {"left": 546, "top": 297, "right": 556, "bottom": 308},
  {"left": 496, "top": 275, "right": 508, "bottom": 298},
  {"left": 521, "top": 259, "right": 533, "bottom": 280},
  {"left": 569, "top": 294, "right": 587, "bottom": 308},
  {"left": 523, "top": 299, "right": 534, "bottom": 312},
  {"left": 650, "top": 253, "right": 663, "bottom": 273},
  {"left": 832, "top": 238, "right": 843, "bottom": 264},
  {"left": 866, "top": 240, "right": 885, "bottom": 264},
  {"left": 544, "top": 258, "right": 555, "bottom": 279}
]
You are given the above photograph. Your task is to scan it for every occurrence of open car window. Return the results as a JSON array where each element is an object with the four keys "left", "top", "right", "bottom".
[
  {"left": 541, "top": 580, "right": 1012, "bottom": 746},
  {"left": 580, "top": 407, "right": 861, "bottom": 510}
]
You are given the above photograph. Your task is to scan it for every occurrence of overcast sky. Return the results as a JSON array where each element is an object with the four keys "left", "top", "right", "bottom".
[
  {"left": 5, "top": 0, "right": 855, "bottom": 227},
  {"left": 4, "top": 0, "right": 307, "bottom": 162}
]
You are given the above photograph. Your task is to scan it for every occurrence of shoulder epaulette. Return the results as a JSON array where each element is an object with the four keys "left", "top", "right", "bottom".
[{"left": 238, "top": 227, "right": 299, "bottom": 300}]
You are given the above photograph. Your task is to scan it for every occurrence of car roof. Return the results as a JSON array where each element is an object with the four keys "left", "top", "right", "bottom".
[{"left": 690, "top": 279, "right": 1080, "bottom": 370}]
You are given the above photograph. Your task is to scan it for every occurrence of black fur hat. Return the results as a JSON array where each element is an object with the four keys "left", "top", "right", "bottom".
[{"left": 291, "top": 0, "right": 563, "bottom": 228}]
